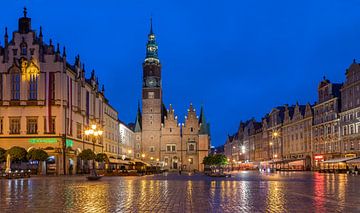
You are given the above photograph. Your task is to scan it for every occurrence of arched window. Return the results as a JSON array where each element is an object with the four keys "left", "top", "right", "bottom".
[
  {"left": 29, "top": 74, "right": 37, "bottom": 100},
  {"left": 11, "top": 73, "right": 21, "bottom": 100}
]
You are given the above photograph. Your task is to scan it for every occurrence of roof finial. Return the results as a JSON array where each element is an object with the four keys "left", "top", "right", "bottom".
[
  {"left": 23, "top": 7, "right": 27, "bottom": 18},
  {"left": 39, "top": 26, "right": 43, "bottom": 37},
  {"left": 56, "top": 43, "right": 60, "bottom": 53},
  {"left": 150, "top": 15, "right": 153, "bottom": 34},
  {"left": 4, "top": 27, "right": 8, "bottom": 37},
  {"left": 63, "top": 46, "right": 66, "bottom": 57},
  {"left": 353, "top": 58, "right": 356, "bottom": 63}
]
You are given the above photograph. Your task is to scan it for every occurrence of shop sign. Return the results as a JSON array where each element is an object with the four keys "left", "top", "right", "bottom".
[
  {"left": 29, "top": 138, "right": 73, "bottom": 148},
  {"left": 66, "top": 139, "right": 74, "bottom": 148},
  {"left": 29, "top": 138, "right": 57, "bottom": 144},
  {"left": 314, "top": 155, "right": 324, "bottom": 161}
]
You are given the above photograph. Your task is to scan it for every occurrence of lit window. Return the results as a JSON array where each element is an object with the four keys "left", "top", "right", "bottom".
[
  {"left": 10, "top": 118, "right": 21, "bottom": 134},
  {"left": 148, "top": 92, "right": 154, "bottom": 99},
  {"left": 29, "top": 74, "right": 38, "bottom": 100},
  {"left": 27, "top": 118, "right": 38, "bottom": 134},
  {"left": 150, "top": 146, "right": 155, "bottom": 152},
  {"left": 76, "top": 123, "right": 82, "bottom": 139}
]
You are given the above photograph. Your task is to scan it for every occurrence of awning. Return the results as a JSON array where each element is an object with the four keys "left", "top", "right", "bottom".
[
  {"left": 270, "top": 158, "right": 306, "bottom": 164},
  {"left": 322, "top": 157, "right": 357, "bottom": 164},
  {"left": 288, "top": 160, "right": 305, "bottom": 166},
  {"left": 133, "top": 159, "right": 151, "bottom": 166},
  {"left": 108, "top": 158, "right": 130, "bottom": 164},
  {"left": 346, "top": 157, "right": 360, "bottom": 164}
]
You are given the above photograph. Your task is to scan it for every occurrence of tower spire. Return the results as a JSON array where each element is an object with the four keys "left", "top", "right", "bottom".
[
  {"left": 150, "top": 16, "right": 153, "bottom": 34},
  {"left": 23, "top": 7, "right": 27, "bottom": 18},
  {"left": 145, "top": 17, "right": 159, "bottom": 63}
]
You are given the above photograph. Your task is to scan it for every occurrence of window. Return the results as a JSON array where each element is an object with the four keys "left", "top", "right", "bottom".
[
  {"left": 150, "top": 146, "right": 155, "bottom": 152},
  {"left": 20, "top": 42, "right": 27, "bottom": 55},
  {"left": 137, "top": 143, "right": 140, "bottom": 149},
  {"left": 27, "top": 118, "right": 38, "bottom": 134},
  {"left": 166, "top": 144, "right": 176, "bottom": 152},
  {"left": 136, "top": 153, "right": 140, "bottom": 158},
  {"left": 148, "top": 92, "right": 154, "bottom": 99},
  {"left": 188, "top": 143, "right": 196, "bottom": 151},
  {"left": 76, "top": 123, "right": 82, "bottom": 139},
  {"left": 10, "top": 118, "right": 21, "bottom": 134},
  {"left": 77, "top": 83, "right": 81, "bottom": 107},
  {"left": 29, "top": 75, "right": 37, "bottom": 100},
  {"left": 0, "top": 74, "right": 2, "bottom": 100},
  {"left": 11, "top": 73, "right": 21, "bottom": 100},
  {"left": 0, "top": 118, "right": 3, "bottom": 134},
  {"left": 190, "top": 127, "right": 193, "bottom": 132},
  {"left": 44, "top": 117, "right": 55, "bottom": 133},
  {"left": 50, "top": 73, "right": 55, "bottom": 100}
]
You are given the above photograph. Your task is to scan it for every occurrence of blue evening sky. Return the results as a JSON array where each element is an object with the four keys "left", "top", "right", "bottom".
[{"left": 2, "top": 1, "right": 360, "bottom": 146}]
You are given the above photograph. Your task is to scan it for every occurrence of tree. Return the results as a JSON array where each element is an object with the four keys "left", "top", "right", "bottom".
[
  {"left": 27, "top": 149, "right": 49, "bottom": 175},
  {"left": 27, "top": 149, "right": 49, "bottom": 162},
  {"left": 78, "top": 149, "right": 96, "bottom": 161},
  {"left": 95, "top": 153, "right": 109, "bottom": 163},
  {"left": 203, "top": 154, "right": 228, "bottom": 175},
  {"left": 203, "top": 154, "right": 228, "bottom": 166},
  {"left": 6, "top": 146, "right": 28, "bottom": 162},
  {"left": 0, "top": 148, "right": 6, "bottom": 163}
]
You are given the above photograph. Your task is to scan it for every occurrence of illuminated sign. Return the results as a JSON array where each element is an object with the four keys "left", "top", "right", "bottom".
[
  {"left": 29, "top": 138, "right": 73, "bottom": 148},
  {"left": 314, "top": 155, "right": 324, "bottom": 160},
  {"left": 66, "top": 139, "right": 73, "bottom": 148},
  {"left": 29, "top": 138, "right": 57, "bottom": 144}
]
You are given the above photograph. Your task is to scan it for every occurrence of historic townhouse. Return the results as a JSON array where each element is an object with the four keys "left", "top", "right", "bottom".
[
  {"left": 340, "top": 61, "right": 360, "bottom": 158},
  {"left": 103, "top": 103, "right": 120, "bottom": 161},
  {"left": 267, "top": 107, "right": 285, "bottom": 161},
  {"left": 282, "top": 103, "right": 313, "bottom": 170},
  {"left": 312, "top": 78, "right": 342, "bottom": 168},
  {"left": 0, "top": 9, "right": 120, "bottom": 174},
  {"left": 134, "top": 21, "right": 210, "bottom": 172},
  {"left": 119, "top": 121, "right": 135, "bottom": 160}
]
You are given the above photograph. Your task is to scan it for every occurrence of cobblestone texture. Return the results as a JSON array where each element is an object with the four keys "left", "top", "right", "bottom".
[{"left": 1, "top": 172, "right": 360, "bottom": 213}]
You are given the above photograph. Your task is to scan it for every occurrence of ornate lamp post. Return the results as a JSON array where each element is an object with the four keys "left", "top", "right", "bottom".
[{"left": 84, "top": 124, "right": 103, "bottom": 176}]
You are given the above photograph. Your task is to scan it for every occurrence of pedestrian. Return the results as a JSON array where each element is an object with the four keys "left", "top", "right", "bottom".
[
  {"left": 179, "top": 169, "right": 181, "bottom": 175},
  {"left": 355, "top": 166, "right": 358, "bottom": 175}
]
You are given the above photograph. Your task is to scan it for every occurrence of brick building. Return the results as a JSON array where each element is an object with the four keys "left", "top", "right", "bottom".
[{"left": 133, "top": 20, "right": 210, "bottom": 172}]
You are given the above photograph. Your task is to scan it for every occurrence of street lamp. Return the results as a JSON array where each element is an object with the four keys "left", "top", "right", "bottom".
[
  {"left": 188, "top": 158, "right": 192, "bottom": 172},
  {"left": 141, "top": 153, "right": 145, "bottom": 158},
  {"left": 84, "top": 124, "right": 103, "bottom": 176}
]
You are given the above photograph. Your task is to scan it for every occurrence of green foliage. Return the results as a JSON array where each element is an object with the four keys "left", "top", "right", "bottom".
[
  {"left": 6, "top": 146, "right": 28, "bottom": 161},
  {"left": 78, "top": 149, "right": 96, "bottom": 161},
  {"left": 95, "top": 153, "right": 109, "bottom": 163},
  {"left": 27, "top": 149, "right": 49, "bottom": 161},
  {"left": 203, "top": 154, "right": 228, "bottom": 166},
  {"left": 0, "top": 148, "right": 6, "bottom": 163}
]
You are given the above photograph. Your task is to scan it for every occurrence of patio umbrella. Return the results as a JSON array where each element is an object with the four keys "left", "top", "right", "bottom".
[{"left": 5, "top": 154, "right": 11, "bottom": 173}]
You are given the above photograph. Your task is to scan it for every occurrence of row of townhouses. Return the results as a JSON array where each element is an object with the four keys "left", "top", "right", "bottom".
[
  {"left": 224, "top": 60, "right": 360, "bottom": 170},
  {"left": 0, "top": 10, "right": 136, "bottom": 174}
]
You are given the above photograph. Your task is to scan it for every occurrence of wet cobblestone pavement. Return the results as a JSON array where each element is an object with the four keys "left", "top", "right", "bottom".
[{"left": 1, "top": 171, "right": 360, "bottom": 213}]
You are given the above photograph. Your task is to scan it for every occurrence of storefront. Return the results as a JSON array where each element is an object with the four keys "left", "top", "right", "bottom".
[{"left": 319, "top": 157, "right": 357, "bottom": 173}]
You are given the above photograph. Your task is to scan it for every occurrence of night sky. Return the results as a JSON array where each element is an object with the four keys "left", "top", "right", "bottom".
[{"left": 2, "top": 1, "right": 360, "bottom": 146}]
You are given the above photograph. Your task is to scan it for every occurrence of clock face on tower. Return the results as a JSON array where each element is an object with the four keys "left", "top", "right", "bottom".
[{"left": 146, "top": 77, "right": 157, "bottom": 87}]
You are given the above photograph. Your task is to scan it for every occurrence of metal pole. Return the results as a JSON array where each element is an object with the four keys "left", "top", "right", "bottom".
[{"left": 63, "top": 106, "right": 67, "bottom": 175}]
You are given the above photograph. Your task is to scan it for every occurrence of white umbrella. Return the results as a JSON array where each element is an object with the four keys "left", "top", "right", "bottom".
[{"left": 5, "top": 154, "right": 11, "bottom": 173}]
